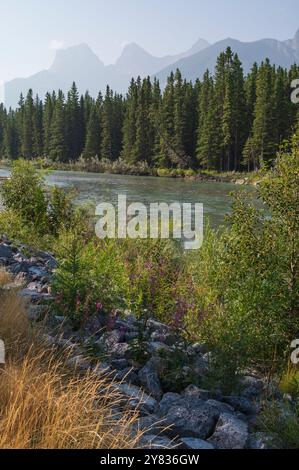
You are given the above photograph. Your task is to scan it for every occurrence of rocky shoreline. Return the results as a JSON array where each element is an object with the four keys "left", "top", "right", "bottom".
[{"left": 0, "top": 236, "right": 275, "bottom": 449}]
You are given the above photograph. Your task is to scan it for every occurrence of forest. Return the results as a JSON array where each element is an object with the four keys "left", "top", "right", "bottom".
[{"left": 1, "top": 47, "right": 299, "bottom": 172}]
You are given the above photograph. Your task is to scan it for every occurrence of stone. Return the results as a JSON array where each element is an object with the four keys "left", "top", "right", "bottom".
[
  {"left": 193, "top": 355, "right": 210, "bottom": 376},
  {"left": 134, "top": 415, "right": 167, "bottom": 436},
  {"left": 222, "top": 396, "right": 260, "bottom": 415},
  {"left": 180, "top": 437, "right": 215, "bottom": 450},
  {"left": 188, "top": 343, "right": 209, "bottom": 355},
  {"left": 147, "top": 341, "right": 170, "bottom": 355},
  {"left": 27, "top": 304, "right": 47, "bottom": 322},
  {"left": 159, "top": 393, "right": 182, "bottom": 415},
  {"left": 138, "top": 358, "right": 163, "bottom": 401},
  {"left": 66, "top": 355, "right": 92, "bottom": 372},
  {"left": 248, "top": 432, "right": 273, "bottom": 450},
  {"left": 183, "top": 385, "right": 214, "bottom": 401},
  {"left": 208, "top": 413, "right": 249, "bottom": 449},
  {"left": 138, "top": 434, "right": 174, "bottom": 449},
  {"left": 116, "top": 383, "right": 158, "bottom": 415},
  {"left": 110, "top": 342, "right": 130, "bottom": 358},
  {"left": 163, "top": 401, "right": 218, "bottom": 439},
  {"left": 0, "top": 244, "right": 14, "bottom": 259},
  {"left": 113, "top": 367, "right": 139, "bottom": 385},
  {"left": 240, "top": 376, "right": 264, "bottom": 399},
  {"left": 111, "top": 358, "right": 129, "bottom": 370}
]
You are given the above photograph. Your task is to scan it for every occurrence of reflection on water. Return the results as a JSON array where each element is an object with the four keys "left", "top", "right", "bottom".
[{"left": 0, "top": 168, "right": 256, "bottom": 227}]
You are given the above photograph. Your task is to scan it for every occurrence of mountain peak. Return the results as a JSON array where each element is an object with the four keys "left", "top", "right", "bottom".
[{"left": 51, "top": 43, "right": 104, "bottom": 75}]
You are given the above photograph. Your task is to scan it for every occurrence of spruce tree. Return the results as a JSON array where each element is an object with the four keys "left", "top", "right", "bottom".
[{"left": 49, "top": 90, "right": 67, "bottom": 162}]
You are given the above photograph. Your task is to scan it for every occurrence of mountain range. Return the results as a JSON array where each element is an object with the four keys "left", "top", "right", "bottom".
[{"left": 4, "top": 30, "right": 299, "bottom": 108}]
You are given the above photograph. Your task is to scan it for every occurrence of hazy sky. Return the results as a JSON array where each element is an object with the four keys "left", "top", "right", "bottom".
[{"left": 0, "top": 0, "right": 298, "bottom": 82}]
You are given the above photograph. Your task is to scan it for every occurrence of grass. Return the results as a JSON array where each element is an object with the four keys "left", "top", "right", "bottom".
[{"left": 0, "top": 271, "right": 148, "bottom": 449}]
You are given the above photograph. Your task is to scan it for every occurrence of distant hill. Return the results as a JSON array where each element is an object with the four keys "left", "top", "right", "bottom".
[
  {"left": 4, "top": 39, "right": 209, "bottom": 108},
  {"left": 4, "top": 30, "right": 299, "bottom": 108},
  {"left": 154, "top": 30, "right": 299, "bottom": 85}
]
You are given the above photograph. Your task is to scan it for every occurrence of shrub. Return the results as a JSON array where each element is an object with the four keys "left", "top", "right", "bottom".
[{"left": 1, "top": 160, "right": 47, "bottom": 231}]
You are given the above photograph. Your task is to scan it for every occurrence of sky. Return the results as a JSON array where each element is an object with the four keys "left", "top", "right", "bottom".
[{"left": 0, "top": 0, "right": 298, "bottom": 82}]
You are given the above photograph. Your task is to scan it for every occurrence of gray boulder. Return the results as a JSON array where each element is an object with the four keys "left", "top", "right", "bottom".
[
  {"left": 138, "top": 358, "right": 163, "bottom": 401},
  {"left": 116, "top": 383, "right": 158, "bottom": 415},
  {"left": 180, "top": 437, "right": 215, "bottom": 450},
  {"left": 159, "top": 396, "right": 222, "bottom": 439},
  {"left": 208, "top": 413, "right": 249, "bottom": 449}
]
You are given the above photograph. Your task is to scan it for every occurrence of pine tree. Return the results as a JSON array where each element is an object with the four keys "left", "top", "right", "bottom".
[
  {"left": 65, "top": 82, "right": 84, "bottom": 160},
  {"left": 249, "top": 59, "right": 276, "bottom": 167},
  {"left": 43, "top": 92, "right": 54, "bottom": 157},
  {"left": 101, "top": 86, "right": 114, "bottom": 160},
  {"left": 49, "top": 90, "right": 67, "bottom": 162},
  {"left": 21, "top": 89, "right": 34, "bottom": 159},
  {"left": 122, "top": 78, "right": 139, "bottom": 162},
  {"left": 83, "top": 95, "right": 102, "bottom": 159}
]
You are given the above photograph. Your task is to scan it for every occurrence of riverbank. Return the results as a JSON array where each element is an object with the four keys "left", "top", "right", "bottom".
[
  {"left": 0, "top": 158, "right": 263, "bottom": 186},
  {"left": 0, "top": 236, "right": 276, "bottom": 449}
]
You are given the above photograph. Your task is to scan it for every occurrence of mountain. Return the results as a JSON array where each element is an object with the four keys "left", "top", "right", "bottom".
[
  {"left": 4, "top": 39, "right": 209, "bottom": 108},
  {"left": 4, "top": 31, "right": 299, "bottom": 108},
  {"left": 155, "top": 30, "right": 299, "bottom": 85},
  {"left": 114, "top": 39, "right": 210, "bottom": 77}
]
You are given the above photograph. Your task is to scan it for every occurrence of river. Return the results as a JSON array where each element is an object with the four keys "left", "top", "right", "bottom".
[{"left": 0, "top": 168, "right": 256, "bottom": 228}]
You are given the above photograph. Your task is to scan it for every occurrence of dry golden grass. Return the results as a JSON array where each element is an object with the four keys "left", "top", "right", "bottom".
[
  {"left": 0, "top": 268, "right": 12, "bottom": 287},
  {"left": 0, "top": 273, "right": 145, "bottom": 449}
]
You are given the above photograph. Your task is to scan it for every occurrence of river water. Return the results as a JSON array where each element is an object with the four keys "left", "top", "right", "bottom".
[{"left": 0, "top": 168, "right": 256, "bottom": 228}]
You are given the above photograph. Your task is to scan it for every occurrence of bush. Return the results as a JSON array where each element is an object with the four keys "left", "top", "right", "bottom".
[
  {"left": 1, "top": 160, "right": 48, "bottom": 231},
  {"left": 173, "top": 147, "right": 299, "bottom": 385},
  {"left": 0, "top": 160, "right": 87, "bottom": 245}
]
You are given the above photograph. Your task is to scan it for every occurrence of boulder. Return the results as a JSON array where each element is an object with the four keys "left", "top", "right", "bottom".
[
  {"left": 138, "top": 434, "right": 174, "bottom": 449},
  {"left": 0, "top": 244, "right": 14, "bottom": 260},
  {"left": 222, "top": 396, "right": 260, "bottom": 415},
  {"left": 180, "top": 437, "right": 215, "bottom": 450},
  {"left": 116, "top": 383, "right": 158, "bottom": 415},
  {"left": 159, "top": 396, "right": 221, "bottom": 439},
  {"left": 138, "top": 358, "right": 163, "bottom": 401},
  {"left": 208, "top": 413, "right": 249, "bottom": 449}
]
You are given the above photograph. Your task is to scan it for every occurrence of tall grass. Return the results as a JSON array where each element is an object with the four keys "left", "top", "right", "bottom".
[{"left": 0, "top": 273, "right": 144, "bottom": 449}]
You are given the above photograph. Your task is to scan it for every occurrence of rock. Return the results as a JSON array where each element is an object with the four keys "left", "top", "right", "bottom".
[
  {"left": 183, "top": 385, "right": 221, "bottom": 401},
  {"left": 111, "top": 358, "right": 129, "bottom": 370},
  {"left": 46, "top": 257, "right": 58, "bottom": 270},
  {"left": 147, "top": 319, "right": 170, "bottom": 335},
  {"left": 110, "top": 342, "right": 130, "bottom": 358},
  {"left": 95, "top": 330, "right": 123, "bottom": 351},
  {"left": 248, "top": 432, "right": 273, "bottom": 450},
  {"left": 138, "top": 434, "right": 174, "bottom": 449},
  {"left": 159, "top": 393, "right": 182, "bottom": 414},
  {"left": 134, "top": 415, "right": 167, "bottom": 436},
  {"left": 147, "top": 341, "right": 170, "bottom": 355},
  {"left": 208, "top": 413, "right": 249, "bottom": 449},
  {"left": 180, "top": 437, "right": 215, "bottom": 450},
  {"left": 113, "top": 367, "right": 139, "bottom": 385},
  {"left": 138, "top": 358, "right": 163, "bottom": 401},
  {"left": 223, "top": 396, "right": 260, "bottom": 415},
  {"left": 240, "top": 376, "right": 264, "bottom": 399},
  {"left": 125, "top": 331, "right": 139, "bottom": 342},
  {"left": 188, "top": 343, "right": 209, "bottom": 355},
  {"left": 27, "top": 304, "right": 47, "bottom": 322},
  {"left": 205, "top": 399, "right": 235, "bottom": 415},
  {"left": 66, "top": 355, "right": 92, "bottom": 372},
  {"left": 159, "top": 396, "right": 221, "bottom": 439},
  {"left": 0, "top": 244, "right": 14, "bottom": 260},
  {"left": 116, "top": 383, "right": 158, "bottom": 415},
  {"left": 193, "top": 355, "right": 210, "bottom": 376}
]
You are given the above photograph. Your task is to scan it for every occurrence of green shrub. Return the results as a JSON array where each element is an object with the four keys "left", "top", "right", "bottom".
[
  {"left": 1, "top": 160, "right": 48, "bottom": 231},
  {"left": 259, "top": 400, "right": 299, "bottom": 449}
]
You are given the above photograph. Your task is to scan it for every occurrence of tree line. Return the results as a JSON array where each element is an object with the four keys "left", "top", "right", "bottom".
[{"left": 0, "top": 47, "right": 298, "bottom": 171}]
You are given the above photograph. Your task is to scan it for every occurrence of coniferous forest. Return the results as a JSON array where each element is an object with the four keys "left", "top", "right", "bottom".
[{"left": 1, "top": 48, "right": 299, "bottom": 172}]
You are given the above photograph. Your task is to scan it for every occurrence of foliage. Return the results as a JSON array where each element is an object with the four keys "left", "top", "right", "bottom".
[{"left": 259, "top": 401, "right": 299, "bottom": 449}]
